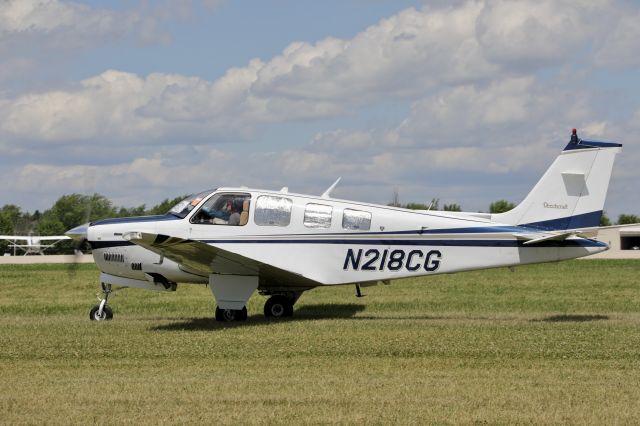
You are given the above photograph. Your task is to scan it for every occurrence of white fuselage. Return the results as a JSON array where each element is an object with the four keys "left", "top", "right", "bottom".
[{"left": 88, "top": 188, "right": 607, "bottom": 290}]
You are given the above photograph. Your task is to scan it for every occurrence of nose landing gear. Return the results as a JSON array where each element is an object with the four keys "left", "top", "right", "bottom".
[{"left": 89, "top": 283, "right": 114, "bottom": 321}]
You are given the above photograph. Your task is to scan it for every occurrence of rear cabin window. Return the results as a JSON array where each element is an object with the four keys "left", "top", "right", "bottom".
[
  {"left": 304, "top": 203, "right": 332, "bottom": 228},
  {"left": 255, "top": 195, "right": 293, "bottom": 226},
  {"left": 342, "top": 209, "right": 371, "bottom": 230}
]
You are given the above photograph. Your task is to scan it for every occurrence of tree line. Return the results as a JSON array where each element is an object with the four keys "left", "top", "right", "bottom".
[
  {"left": 389, "top": 194, "right": 638, "bottom": 226},
  {"left": 0, "top": 193, "right": 185, "bottom": 254}
]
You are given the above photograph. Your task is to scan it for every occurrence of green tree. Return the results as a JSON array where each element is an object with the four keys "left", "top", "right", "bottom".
[
  {"left": 443, "top": 203, "right": 462, "bottom": 212},
  {"left": 404, "top": 202, "right": 429, "bottom": 210},
  {"left": 40, "top": 193, "right": 117, "bottom": 232},
  {"left": 600, "top": 212, "right": 611, "bottom": 226},
  {"left": 388, "top": 189, "right": 401, "bottom": 207},
  {"left": 0, "top": 212, "right": 13, "bottom": 254},
  {"left": 1, "top": 204, "right": 34, "bottom": 236},
  {"left": 0, "top": 211, "right": 13, "bottom": 234},
  {"left": 617, "top": 214, "right": 640, "bottom": 225},
  {"left": 489, "top": 200, "right": 515, "bottom": 214},
  {"left": 1, "top": 204, "right": 22, "bottom": 227},
  {"left": 37, "top": 216, "right": 65, "bottom": 236},
  {"left": 117, "top": 205, "right": 147, "bottom": 217}
]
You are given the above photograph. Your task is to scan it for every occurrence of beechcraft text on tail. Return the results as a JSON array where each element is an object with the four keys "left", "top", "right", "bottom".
[{"left": 65, "top": 129, "right": 622, "bottom": 322}]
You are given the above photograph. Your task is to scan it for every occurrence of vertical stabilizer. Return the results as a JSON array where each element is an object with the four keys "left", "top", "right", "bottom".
[{"left": 492, "top": 130, "right": 621, "bottom": 231}]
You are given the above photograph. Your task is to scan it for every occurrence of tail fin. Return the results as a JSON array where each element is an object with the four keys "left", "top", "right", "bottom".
[{"left": 492, "top": 129, "right": 621, "bottom": 231}]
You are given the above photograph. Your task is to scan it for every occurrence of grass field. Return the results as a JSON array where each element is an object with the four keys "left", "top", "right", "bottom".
[{"left": 1, "top": 260, "right": 639, "bottom": 425}]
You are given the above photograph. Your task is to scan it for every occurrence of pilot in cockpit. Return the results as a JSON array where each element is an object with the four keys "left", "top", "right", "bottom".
[
  {"left": 196, "top": 194, "right": 248, "bottom": 225},
  {"left": 197, "top": 197, "right": 229, "bottom": 223},
  {"left": 227, "top": 199, "right": 243, "bottom": 225}
]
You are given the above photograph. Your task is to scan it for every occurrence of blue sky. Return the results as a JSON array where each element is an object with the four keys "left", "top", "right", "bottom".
[{"left": 1, "top": 0, "right": 639, "bottom": 221}]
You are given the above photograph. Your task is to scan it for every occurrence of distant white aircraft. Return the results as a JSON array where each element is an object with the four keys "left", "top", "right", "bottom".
[
  {"left": 0, "top": 234, "right": 70, "bottom": 255},
  {"left": 66, "top": 129, "right": 621, "bottom": 322}
]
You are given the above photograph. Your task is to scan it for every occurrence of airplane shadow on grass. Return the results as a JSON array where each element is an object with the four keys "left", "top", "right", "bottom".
[
  {"left": 534, "top": 314, "right": 609, "bottom": 323},
  {"left": 150, "top": 303, "right": 366, "bottom": 331},
  {"left": 149, "top": 307, "right": 610, "bottom": 331}
]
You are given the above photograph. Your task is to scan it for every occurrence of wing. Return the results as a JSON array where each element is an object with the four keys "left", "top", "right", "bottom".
[
  {"left": 0, "top": 236, "right": 69, "bottom": 241},
  {"left": 123, "top": 232, "right": 320, "bottom": 288},
  {"left": 36, "top": 236, "right": 70, "bottom": 241}
]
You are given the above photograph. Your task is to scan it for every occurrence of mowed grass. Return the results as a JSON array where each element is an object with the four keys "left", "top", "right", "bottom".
[{"left": 1, "top": 261, "right": 640, "bottom": 425}]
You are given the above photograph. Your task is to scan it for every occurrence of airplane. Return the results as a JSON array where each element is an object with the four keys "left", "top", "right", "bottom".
[
  {"left": 0, "top": 234, "right": 70, "bottom": 255},
  {"left": 66, "top": 129, "right": 621, "bottom": 322}
]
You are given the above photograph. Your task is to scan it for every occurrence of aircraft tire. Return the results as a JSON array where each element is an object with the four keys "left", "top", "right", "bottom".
[
  {"left": 215, "top": 306, "right": 248, "bottom": 321},
  {"left": 264, "top": 296, "right": 294, "bottom": 319},
  {"left": 237, "top": 306, "right": 248, "bottom": 321},
  {"left": 89, "top": 304, "right": 113, "bottom": 321}
]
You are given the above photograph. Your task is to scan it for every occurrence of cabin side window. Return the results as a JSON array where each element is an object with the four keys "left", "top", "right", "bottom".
[
  {"left": 191, "top": 193, "right": 251, "bottom": 226},
  {"left": 304, "top": 203, "right": 332, "bottom": 228},
  {"left": 255, "top": 195, "right": 293, "bottom": 226},
  {"left": 342, "top": 209, "right": 371, "bottom": 231}
]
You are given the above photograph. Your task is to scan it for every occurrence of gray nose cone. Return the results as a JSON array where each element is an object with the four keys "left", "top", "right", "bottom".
[{"left": 65, "top": 223, "right": 89, "bottom": 242}]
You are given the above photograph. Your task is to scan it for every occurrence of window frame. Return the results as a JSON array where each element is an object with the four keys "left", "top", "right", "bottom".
[
  {"left": 254, "top": 195, "right": 293, "bottom": 227},
  {"left": 189, "top": 192, "right": 251, "bottom": 226},
  {"left": 342, "top": 208, "right": 372, "bottom": 231},
  {"left": 303, "top": 203, "right": 333, "bottom": 229}
]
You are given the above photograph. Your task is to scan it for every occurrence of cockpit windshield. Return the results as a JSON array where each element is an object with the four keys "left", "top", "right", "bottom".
[{"left": 168, "top": 189, "right": 216, "bottom": 219}]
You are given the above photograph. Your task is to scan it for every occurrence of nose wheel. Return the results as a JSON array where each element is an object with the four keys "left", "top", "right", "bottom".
[
  {"left": 89, "top": 283, "right": 114, "bottom": 321},
  {"left": 89, "top": 303, "right": 113, "bottom": 321}
]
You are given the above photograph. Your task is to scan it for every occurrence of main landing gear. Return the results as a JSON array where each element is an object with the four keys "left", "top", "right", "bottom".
[
  {"left": 89, "top": 283, "right": 114, "bottom": 321},
  {"left": 214, "top": 294, "right": 299, "bottom": 322},
  {"left": 263, "top": 295, "right": 295, "bottom": 319}
]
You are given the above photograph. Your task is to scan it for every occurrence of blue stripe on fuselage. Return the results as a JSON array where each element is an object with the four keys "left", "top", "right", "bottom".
[
  {"left": 90, "top": 214, "right": 179, "bottom": 226},
  {"left": 90, "top": 237, "right": 606, "bottom": 250},
  {"left": 198, "top": 238, "right": 605, "bottom": 248}
]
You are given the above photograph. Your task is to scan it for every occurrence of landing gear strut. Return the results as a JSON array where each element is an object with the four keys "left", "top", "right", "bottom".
[
  {"left": 264, "top": 295, "right": 295, "bottom": 319},
  {"left": 215, "top": 306, "right": 248, "bottom": 321},
  {"left": 89, "top": 283, "right": 114, "bottom": 321}
]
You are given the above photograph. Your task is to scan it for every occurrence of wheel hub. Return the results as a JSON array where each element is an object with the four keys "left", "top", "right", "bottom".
[{"left": 271, "top": 304, "right": 284, "bottom": 317}]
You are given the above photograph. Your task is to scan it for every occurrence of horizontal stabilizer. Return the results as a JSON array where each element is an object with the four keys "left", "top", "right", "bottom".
[{"left": 516, "top": 231, "right": 577, "bottom": 245}]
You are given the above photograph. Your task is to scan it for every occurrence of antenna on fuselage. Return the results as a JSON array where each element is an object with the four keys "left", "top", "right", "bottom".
[{"left": 321, "top": 177, "right": 341, "bottom": 199}]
